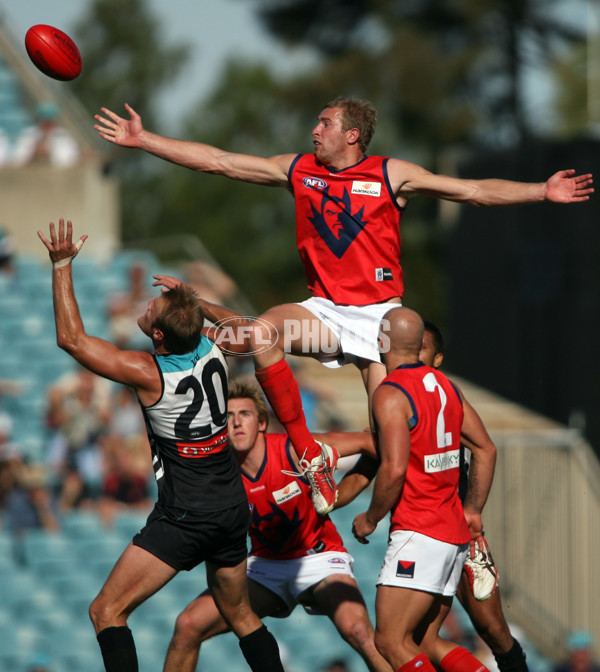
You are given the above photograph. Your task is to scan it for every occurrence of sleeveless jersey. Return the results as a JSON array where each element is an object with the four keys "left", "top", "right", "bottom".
[
  {"left": 289, "top": 153, "right": 405, "bottom": 305},
  {"left": 142, "top": 336, "right": 246, "bottom": 514},
  {"left": 243, "top": 434, "right": 345, "bottom": 560},
  {"left": 382, "top": 363, "right": 469, "bottom": 544}
]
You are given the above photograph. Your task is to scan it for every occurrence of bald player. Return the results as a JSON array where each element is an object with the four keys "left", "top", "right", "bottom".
[{"left": 352, "top": 307, "right": 497, "bottom": 672}]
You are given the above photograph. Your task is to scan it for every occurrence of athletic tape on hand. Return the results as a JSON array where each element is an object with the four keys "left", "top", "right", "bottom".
[{"left": 52, "top": 238, "right": 85, "bottom": 269}]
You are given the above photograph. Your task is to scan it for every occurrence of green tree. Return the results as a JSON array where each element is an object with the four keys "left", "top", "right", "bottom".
[{"left": 246, "top": 0, "right": 587, "bottom": 148}]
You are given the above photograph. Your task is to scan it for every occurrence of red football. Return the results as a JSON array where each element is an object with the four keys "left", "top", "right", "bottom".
[{"left": 25, "top": 24, "right": 82, "bottom": 81}]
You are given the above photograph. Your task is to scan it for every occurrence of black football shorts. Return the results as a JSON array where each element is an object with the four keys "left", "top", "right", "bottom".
[{"left": 133, "top": 500, "right": 250, "bottom": 571}]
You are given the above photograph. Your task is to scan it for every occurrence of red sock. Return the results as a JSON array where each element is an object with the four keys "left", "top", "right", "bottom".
[
  {"left": 441, "top": 646, "right": 490, "bottom": 672},
  {"left": 397, "top": 653, "right": 437, "bottom": 672},
  {"left": 255, "top": 360, "right": 320, "bottom": 461}
]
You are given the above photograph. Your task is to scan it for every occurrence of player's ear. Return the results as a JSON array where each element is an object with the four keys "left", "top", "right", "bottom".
[
  {"left": 346, "top": 127, "right": 360, "bottom": 145},
  {"left": 152, "top": 327, "right": 165, "bottom": 343},
  {"left": 434, "top": 352, "right": 444, "bottom": 369}
]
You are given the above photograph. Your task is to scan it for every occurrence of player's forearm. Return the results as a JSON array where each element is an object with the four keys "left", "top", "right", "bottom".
[
  {"left": 334, "top": 456, "right": 379, "bottom": 509},
  {"left": 335, "top": 472, "right": 370, "bottom": 510},
  {"left": 52, "top": 265, "right": 86, "bottom": 353},
  {"left": 136, "top": 129, "right": 226, "bottom": 173},
  {"left": 197, "top": 297, "right": 246, "bottom": 326},
  {"left": 467, "top": 179, "right": 546, "bottom": 207},
  {"left": 463, "top": 449, "right": 496, "bottom": 514},
  {"left": 367, "top": 467, "right": 404, "bottom": 525}
]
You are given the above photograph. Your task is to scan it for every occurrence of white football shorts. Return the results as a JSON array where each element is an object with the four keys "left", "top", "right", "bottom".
[
  {"left": 296, "top": 296, "right": 401, "bottom": 368},
  {"left": 377, "top": 530, "right": 469, "bottom": 597},
  {"left": 247, "top": 551, "right": 355, "bottom": 616}
]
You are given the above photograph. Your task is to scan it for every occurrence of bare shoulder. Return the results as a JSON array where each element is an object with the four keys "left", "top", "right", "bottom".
[
  {"left": 270, "top": 153, "right": 297, "bottom": 177},
  {"left": 373, "top": 381, "right": 410, "bottom": 416},
  {"left": 386, "top": 158, "right": 431, "bottom": 187},
  {"left": 385, "top": 158, "right": 433, "bottom": 204}
]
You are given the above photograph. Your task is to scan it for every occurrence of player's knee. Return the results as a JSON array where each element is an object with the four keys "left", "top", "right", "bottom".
[
  {"left": 89, "top": 595, "right": 118, "bottom": 632},
  {"left": 343, "top": 619, "right": 379, "bottom": 657},
  {"left": 374, "top": 628, "right": 396, "bottom": 661},
  {"left": 173, "top": 609, "right": 206, "bottom": 647},
  {"left": 477, "top": 619, "right": 513, "bottom": 652}
]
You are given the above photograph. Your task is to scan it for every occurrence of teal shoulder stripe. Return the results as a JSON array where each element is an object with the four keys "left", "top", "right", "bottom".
[{"left": 157, "top": 336, "right": 214, "bottom": 373}]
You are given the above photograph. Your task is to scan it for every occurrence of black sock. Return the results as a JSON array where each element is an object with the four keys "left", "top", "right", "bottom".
[
  {"left": 239, "top": 624, "right": 285, "bottom": 672},
  {"left": 97, "top": 626, "right": 138, "bottom": 672},
  {"left": 495, "top": 638, "right": 528, "bottom": 672}
]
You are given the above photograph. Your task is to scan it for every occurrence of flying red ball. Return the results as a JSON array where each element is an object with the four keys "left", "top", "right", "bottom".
[{"left": 25, "top": 24, "right": 82, "bottom": 81}]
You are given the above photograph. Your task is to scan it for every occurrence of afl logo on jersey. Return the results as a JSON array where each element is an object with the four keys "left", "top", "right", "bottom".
[{"left": 303, "top": 176, "right": 327, "bottom": 190}]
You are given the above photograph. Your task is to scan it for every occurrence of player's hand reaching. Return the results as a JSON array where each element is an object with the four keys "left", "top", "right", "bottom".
[
  {"left": 94, "top": 103, "right": 143, "bottom": 148},
  {"left": 37, "top": 219, "right": 87, "bottom": 269},
  {"left": 544, "top": 169, "right": 594, "bottom": 203},
  {"left": 153, "top": 274, "right": 183, "bottom": 292}
]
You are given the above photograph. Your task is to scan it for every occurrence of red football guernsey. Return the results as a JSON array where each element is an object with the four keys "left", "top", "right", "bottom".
[
  {"left": 242, "top": 434, "right": 346, "bottom": 560},
  {"left": 381, "top": 363, "right": 470, "bottom": 545},
  {"left": 289, "top": 154, "right": 405, "bottom": 305}
]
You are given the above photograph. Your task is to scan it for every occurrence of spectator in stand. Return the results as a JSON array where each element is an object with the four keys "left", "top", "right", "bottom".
[
  {"left": 0, "top": 225, "right": 16, "bottom": 286},
  {"left": 554, "top": 631, "right": 600, "bottom": 672},
  {"left": 0, "top": 436, "right": 59, "bottom": 539},
  {"left": 98, "top": 387, "right": 152, "bottom": 527},
  {"left": 45, "top": 367, "right": 112, "bottom": 511},
  {"left": 13, "top": 102, "right": 79, "bottom": 168}
]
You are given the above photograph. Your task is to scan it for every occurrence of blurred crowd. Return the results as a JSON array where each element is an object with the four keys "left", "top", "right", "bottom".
[
  {"left": 0, "top": 365, "right": 154, "bottom": 540},
  {"left": 0, "top": 102, "right": 80, "bottom": 169}
]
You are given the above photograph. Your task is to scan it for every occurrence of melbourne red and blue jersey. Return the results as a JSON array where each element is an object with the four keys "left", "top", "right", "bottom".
[
  {"left": 381, "top": 363, "right": 469, "bottom": 544},
  {"left": 289, "top": 153, "right": 405, "bottom": 305},
  {"left": 242, "top": 433, "right": 346, "bottom": 560}
]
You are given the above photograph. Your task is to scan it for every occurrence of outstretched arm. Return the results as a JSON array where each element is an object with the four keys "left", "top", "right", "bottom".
[
  {"left": 389, "top": 159, "right": 593, "bottom": 207},
  {"left": 37, "top": 220, "right": 160, "bottom": 404},
  {"left": 94, "top": 103, "right": 295, "bottom": 187}
]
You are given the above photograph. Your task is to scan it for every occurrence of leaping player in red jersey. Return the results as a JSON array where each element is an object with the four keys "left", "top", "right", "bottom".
[
  {"left": 95, "top": 97, "right": 593, "bottom": 515},
  {"left": 164, "top": 380, "right": 393, "bottom": 672}
]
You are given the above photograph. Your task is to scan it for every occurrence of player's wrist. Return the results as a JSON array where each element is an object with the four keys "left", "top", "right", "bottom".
[{"left": 52, "top": 256, "right": 75, "bottom": 269}]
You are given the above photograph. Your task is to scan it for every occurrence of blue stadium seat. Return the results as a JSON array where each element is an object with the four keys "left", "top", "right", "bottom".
[
  {"left": 11, "top": 585, "right": 57, "bottom": 621},
  {"left": 112, "top": 510, "right": 149, "bottom": 539},
  {"left": 73, "top": 531, "right": 129, "bottom": 563},
  {"left": 0, "top": 566, "right": 40, "bottom": 611},
  {"left": 60, "top": 510, "right": 104, "bottom": 539},
  {"left": 21, "top": 529, "right": 72, "bottom": 566}
]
